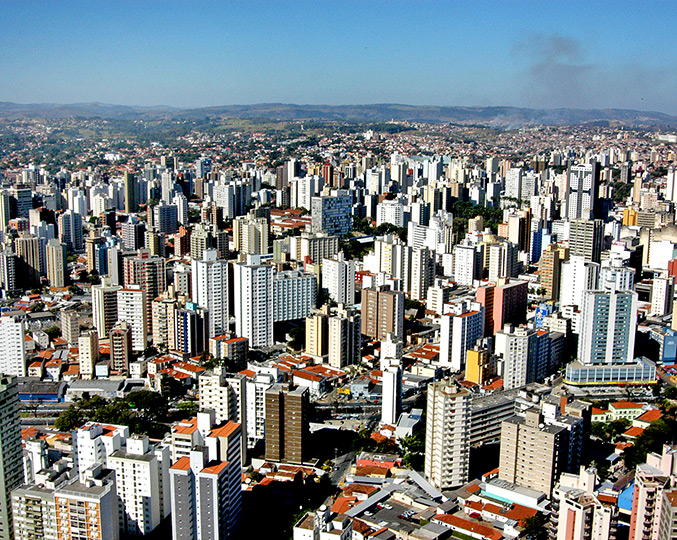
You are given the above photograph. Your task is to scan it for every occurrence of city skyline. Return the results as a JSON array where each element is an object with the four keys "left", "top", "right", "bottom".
[{"left": 1, "top": 1, "right": 676, "bottom": 114}]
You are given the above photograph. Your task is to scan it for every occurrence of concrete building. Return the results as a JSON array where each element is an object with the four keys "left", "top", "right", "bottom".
[
  {"left": 61, "top": 310, "right": 80, "bottom": 347},
  {"left": 233, "top": 261, "right": 274, "bottom": 348},
  {"left": 192, "top": 249, "right": 229, "bottom": 338},
  {"left": 499, "top": 406, "right": 585, "bottom": 495},
  {"left": 653, "top": 276, "right": 675, "bottom": 317},
  {"left": 477, "top": 279, "right": 527, "bottom": 337},
  {"left": 321, "top": 253, "right": 355, "bottom": 306},
  {"left": 273, "top": 270, "right": 317, "bottom": 322},
  {"left": 265, "top": 384, "right": 309, "bottom": 464},
  {"left": 0, "top": 316, "right": 26, "bottom": 377},
  {"left": 78, "top": 330, "right": 99, "bottom": 380},
  {"left": 0, "top": 376, "right": 23, "bottom": 540},
  {"left": 410, "top": 247, "right": 434, "bottom": 301},
  {"left": 569, "top": 219, "right": 604, "bottom": 263},
  {"left": 92, "top": 280, "right": 121, "bottom": 339},
  {"left": 439, "top": 306, "right": 484, "bottom": 372},
  {"left": 381, "top": 366, "right": 401, "bottom": 426},
  {"left": 116, "top": 286, "right": 147, "bottom": 352},
  {"left": 311, "top": 192, "right": 352, "bottom": 236},
  {"left": 328, "top": 305, "right": 361, "bottom": 369},
  {"left": 233, "top": 215, "right": 269, "bottom": 255},
  {"left": 559, "top": 256, "right": 600, "bottom": 307},
  {"left": 424, "top": 380, "right": 471, "bottom": 490},
  {"left": 110, "top": 321, "right": 133, "bottom": 372},
  {"left": 45, "top": 239, "right": 67, "bottom": 288},
  {"left": 123, "top": 249, "right": 166, "bottom": 333},
  {"left": 566, "top": 162, "right": 600, "bottom": 220},
  {"left": 360, "top": 286, "right": 404, "bottom": 341}
]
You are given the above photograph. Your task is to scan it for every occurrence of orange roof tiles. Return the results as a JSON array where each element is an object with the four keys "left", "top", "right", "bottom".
[
  {"left": 610, "top": 401, "right": 643, "bottom": 410},
  {"left": 624, "top": 426, "right": 645, "bottom": 438},
  {"left": 170, "top": 457, "right": 191, "bottom": 470},
  {"left": 209, "top": 421, "right": 239, "bottom": 439},
  {"left": 637, "top": 409, "right": 663, "bottom": 423},
  {"left": 201, "top": 462, "right": 229, "bottom": 475}
]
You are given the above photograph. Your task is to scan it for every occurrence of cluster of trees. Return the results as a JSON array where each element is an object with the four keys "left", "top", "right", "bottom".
[
  {"left": 54, "top": 391, "right": 171, "bottom": 438},
  {"left": 623, "top": 416, "right": 677, "bottom": 469}
]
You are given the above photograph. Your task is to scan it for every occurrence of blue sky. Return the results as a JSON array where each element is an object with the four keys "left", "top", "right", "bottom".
[{"left": 1, "top": 1, "right": 676, "bottom": 113}]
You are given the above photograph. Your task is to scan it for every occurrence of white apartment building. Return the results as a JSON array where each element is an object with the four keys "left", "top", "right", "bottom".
[
  {"left": 273, "top": 270, "right": 317, "bottom": 322},
  {"left": 439, "top": 304, "right": 484, "bottom": 372},
  {"left": 381, "top": 366, "right": 401, "bottom": 426},
  {"left": 74, "top": 423, "right": 129, "bottom": 481},
  {"left": 0, "top": 316, "right": 26, "bottom": 377},
  {"left": 192, "top": 249, "right": 229, "bottom": 338},
  {"left": 321, "top": 253, "right": 355, "bottom": 306},
  {"left": 116, "top": 286, "right": 148, "bottom": 352},
  {"left": 233, "top": 261, "right": 274, "bottom": 348},
  {"left": 78, "top": 330, "right": 99, "bottom": 380}
]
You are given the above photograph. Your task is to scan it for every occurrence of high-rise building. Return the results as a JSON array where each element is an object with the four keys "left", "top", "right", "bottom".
[
  {"left": 381, "top": 366, "right": 401, "bottom": 426},
  {"left": 121, "top": 216, "right": 146, "bottom": 251},
  {"left": 153, "top": 202, "right": 178, "bottom": 235},
  {"left": 110, "top": 321, "right": 133, "bottom": 372},
  {"left": 321, "top": 253, "right": 355, "bottom": 306},
  {"left": 565, "top": 162, "right": 600, "bottom": 220},
  {"left": 439, "top": 306, "right": 484, "bottom": 371},
  {"left": 192, "top": 250, "right": 229, "bottom": 338},
  {"left": 45, "top": 238, "right": 67, "bottom": 288},
  {"left": 569, "top": 219, "right": 604, "bottom": 263},
  {"left": 424, "top": 380, "right": 471, "bottom": 490},
  {"left": 496, "top": 325, "right": 551, "bottom": 390},
  {"left": 465, "top": 346, "right": 496, "bottom": 385},
  {"left": 273, "top": 270, "right": 317, "bottom": 323},
  {"left": 108, "top": 435, "right": 170, "bottom": 536},
  {"left": 305, "top": 309, "right": 328, "bottom": 361},
  {"left": 174, "top": 306, "right": 209, "bottom": 357},
  {"left": 78, "top": 330, "right": 99, "bottom": 380},
  {"left": 499, "top": 406, "right": 585, "bottom": 495},
  {"left": 0, "top": 376, "right": 23, "bottom": 540},
  {"left": 233, "top": 215, "right": 269, "bottom": 255},
  {"left": 208, "top": 336, "right": 249, "bottom": 366},
  {"left": 0, "top": 317, "right": 26, "bottom": 377},
  {"left": 124, "top": 170, "right": 138, "bottom": 214},
  {"left": 360, "top": 286, "right": 404, "bottom": 341},
  {"left": 152, "top": 295, "right": 177, "bottom": 351},
  {"left": 652, "top": 276, "right": 675, "bottom": 317},
  {"left": 265, "top": 384, "right": 309, "bottom": 464},
  {"left": 15, "top": 234, "right": 42, "bottom": 288},
  {"left": 539, "top": 243, "right": 568, "bottom": 301},
  {"left": 116, "top": 287, "right": 147, "bottom": 352},
  {"left": 311, "top": 192, "right": 352, "bottom": 236},
  {"left": 92, "top": 280, "right": 121, "bottom": 339},
  {"left": 233, "top": 261, "right": 274, "bottom": 349},
  {"left": 487, "top": 242, "right": 519, "bottom": 281},
  {"left": 57, "top": 210, "right": 83, "bottom": 252},
  {"left": 559, "top": 256, "right": 600, "bottom": 307},
  {"left": 410, "top": 247, "right": 434, "bottom": 301},
  {"left": 476, "top": 279, "right": 528, "bottom": 337},
  {"left": 124, "top": 249, "right": 166, "bottom": 333},
  {"left": 328, "top": 305, "right": 361, "bottom": 369},
  {"left": 61, "top": 310, "right": 80, "bottom": 347},
  {"left": 578, "top": 290, "right": 637, "bottom": 365}
]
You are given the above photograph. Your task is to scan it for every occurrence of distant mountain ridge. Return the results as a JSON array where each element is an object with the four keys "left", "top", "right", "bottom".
[{"left": 1, "top": 101, "right": 676, "bottom": 128}]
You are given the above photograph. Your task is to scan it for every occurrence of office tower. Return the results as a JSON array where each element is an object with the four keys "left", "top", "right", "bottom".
[
  {"left": 108, "top": 436, "right": 169, "bottom": 536},
  {"left": 311, "top": 192, "right": 352, "bottom": 236},
  {"left": 454, "top": 243, "right": 480, "bottom": 286},
  {"left": 61, "top": 310, "right": 80, "bottom": 346},
  {"left": 439, "top": 307, "right": 484, "bottom": 371},
  {"left": 192, "top": 250, "right": 229, "bottom": 338},
  {"left": 0, "top": 376, "right": 23, "bottom": 540},
  {"left": 496, "top": 325, "right": 551, "bottom": 390},
  {"left": 110, "top": 321, "right": 133, "bottom": 372},
  {"left": 424, "top": 380, "right": 471, "bottom": 490},
  {"left": 116, "top": 287, "right": 148, "bottom": 351},
  {"left": 559, "top": 255, "right": 600, "bottom": 307},
  {"left": 507, "top": 209, "right": 532, "bottom": 254},
  {"left": 360, "top": 286, "right": 405, "bottom": 341},
  {"left": 565, "top": 162, "right": 600, "bottom": 220},
  {"left": 410, "top": 247, "right": 434, "bottom": 301},
  {"left": 552, "top": 467, "right": 618, "bottom": 540},
  {"left": 539, "top": 243, "right": 568, "bottom": 301},
  {"left": 78, "top": 330, "right": 99, "bottom": 380},
  {"left": 14, "top": 234, "right": 42, "bottom": 288},
  {"left": 652, "top": 276, "right": 675, "bottom": 317},
  {"left": 169, "top": 423, "right": 242, "bottom": 540},
  {"left": 124, "top": 170, "right": 138, "bottom": 214},
  {"left": 328, "top": 305, "right": 361, "bottom": 368},
  {"left": 45, "top": 238, "right": 67, "bottom": 288},
  {"left": 376, "top": 200, "right": 405, "bottom": 228},
  {"left": 9, "top": 187, "right": 32, "bottom": 219},
  {"left": 233, "top": 261, "right": 274, "bottom": 348},
  {"left": 265, "top": 384, "right": 309, "bottom": 464},
  {"left": 465, "top": 346, "right": 496, "bottom": 385},
  {"left": 273, "top": 270, "right": 317, "bottom": 322},
  {"left": 578, "top": 290, "right": 637, "bottom": 365},
  {"left": 233, "top": 215, "right": 269, "bottom": 255},
  {"left": 488, "top": 242, "right": 519, "bottom": 281},
  {"left": 153, "top": 202, "right": 178, "bottom": 235},
  {"left": 174, "top": 306, "right": 209, "bottom": 356},
  {"left": 121, "top": 216, "right": 146, "bottom": 251},
  {"left": 321, "top": 252, "right": 355, "bottom": 305},
  {"left": 123, "top": 249, "right": 166, "bottom": 333},
  {"left": 499, "top": 406, "right": 585, "bottom": 495},
  {"left": 57, "top": 210, "right": 83, "bottom": 252},
  {"left": 54, "top": 468, "right": 119, "bottom": 540},
  {"left": 476, "top": 279, "right": 528, "bottom": 337},
  {"left": 92, "top": 280, "right": 121, "bottom": 338},
  {"left": 305, "top": 310, "right": 328, "bottom": 360},
  {"left": 569, "top": 219, "right": 604, "bottom": 263},
  {"left": 381, "top": 366, "right": 401, "bottom": 426},
  {"left": 172, "top": 192, "right": 188, "bottom": 225}
]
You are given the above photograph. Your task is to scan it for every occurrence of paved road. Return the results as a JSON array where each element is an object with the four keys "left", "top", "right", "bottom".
[{"left": 329, "top": 451, "right": 355, "bottom": 485}]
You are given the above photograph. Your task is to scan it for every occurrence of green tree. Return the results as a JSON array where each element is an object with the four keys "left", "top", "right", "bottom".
[
  {"left": 520, "top": 512, "right": 549, "bottom": 539},
  {"left": 54, "top": 406, "right": 85, "bottom": 432},
  {"left": 126, "top": 390, "right": 169, "bottom": 421},
  {"left": 400, "top": 431, "right": 425, "bottom": 471}
]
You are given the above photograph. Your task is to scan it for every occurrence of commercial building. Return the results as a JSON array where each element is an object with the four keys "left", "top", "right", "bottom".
[
  {"left": 273, "top": 270, "right": 317, "bottom": 322},
  {"left": 311, "top": 192, "right": 352, "bottom": 236}
]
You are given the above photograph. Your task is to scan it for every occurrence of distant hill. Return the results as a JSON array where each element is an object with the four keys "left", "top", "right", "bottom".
[{"left": 1, "top": 101, "right": 676, "bottom": 128}]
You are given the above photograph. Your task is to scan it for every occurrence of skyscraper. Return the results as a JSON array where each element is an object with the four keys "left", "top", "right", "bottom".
[
  {"left": 311, "top": 192, "right": 352, "bottom": 236},
  {"left": 123, "top": 249, "right": 166, "bottom": 333},
  {"left": 569, "top": 219, "right": 604, "bottom": 263},
  {"left": 565, "top": 162, "right": 600, "bottom": 220},
  {"left": 124, "top": 170, "right": 138, "bottom": 214},
  {"left": 116, "top": 287, "right": 147, "bottom": 352},
  {"left": 381, "top": 366, "right": 401, "bottom": 426},
  {"left": 321, "top": 253, "right": 355, "bottom": 306},
  {"left": 57, "top": 210, "right": 83, "bottom": 252},
  {"left": 92, "top": 280, "right": 121, "bottom": 339},
  {"left": 0, "top": 376, "right": 23, "bottom": 540},
  {"left": 45, "top": 238, "right": 67, "bottom": 288},
  {"left": 110, "top": 321, "right": 133, "bottom": 372},
  {"left": 424, "top": 380, "right": 471, "bottom": 490}
]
